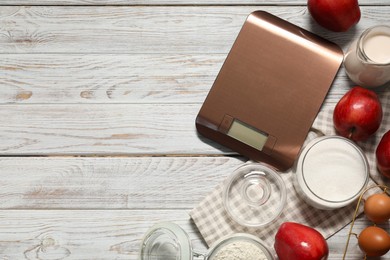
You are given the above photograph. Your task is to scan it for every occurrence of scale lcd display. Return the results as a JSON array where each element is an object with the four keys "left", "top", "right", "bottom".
[{"left": 227, "top": 119, "right": 268, "bottom": 151}]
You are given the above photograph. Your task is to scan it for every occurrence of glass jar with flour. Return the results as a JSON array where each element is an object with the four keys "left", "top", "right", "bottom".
[
  {"left": 344, "top": 25, "right": 390, "bottom": 88},
  {"left": 139, "top": 222, "right": 274, "bottom": 259}
]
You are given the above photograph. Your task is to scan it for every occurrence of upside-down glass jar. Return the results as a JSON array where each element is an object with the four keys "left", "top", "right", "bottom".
[
  {"left": 139, "top": 222, "right": 274, "bottom": 259},
  {"left": 222, "top": 163, "right": 287, "bottom": 227}
]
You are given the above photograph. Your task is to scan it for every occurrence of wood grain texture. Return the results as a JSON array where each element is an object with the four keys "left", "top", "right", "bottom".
[
  {"left": 0, "top": 103, "right": 237, "bottom": 155},
  {"left": 0, "top": 156, "right": 244, "bottom": 209},
  {"left": 0, "top": 209, "right": 197, "bottom": 260},
  {"left": 0, "top": 54, "right": 224, "bottom": 104},
  {"left": 0, "top": 6, "right": 389, "bottom": 54},
  {"left": 0, "top": 53, "right": 357, "bottom": 104}
]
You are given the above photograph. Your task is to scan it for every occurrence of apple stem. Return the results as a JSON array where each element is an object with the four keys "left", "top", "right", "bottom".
[{"left": 348, "top": 127, "right": 356, "bottom": 140}]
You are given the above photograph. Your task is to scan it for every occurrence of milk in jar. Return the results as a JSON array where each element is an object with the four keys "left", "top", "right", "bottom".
[{"left": 344, "top": 25, "right": 390, "bottom": 88}]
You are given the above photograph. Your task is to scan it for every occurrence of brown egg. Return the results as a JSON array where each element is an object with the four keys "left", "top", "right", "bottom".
[
  {"left": 358, "top": 226, "right": 390, "bottom": 257},
  {"left": 364, "top": 193, "right": 390, "bottom": 223}
]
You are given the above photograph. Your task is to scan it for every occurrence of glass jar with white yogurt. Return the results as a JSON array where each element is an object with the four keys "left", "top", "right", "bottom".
[
  {"left": 139, "top": 222, "right": 274, "bottom": 260},
  {"left": 344, "top": 25, "right": 390, "bottom": 88}
]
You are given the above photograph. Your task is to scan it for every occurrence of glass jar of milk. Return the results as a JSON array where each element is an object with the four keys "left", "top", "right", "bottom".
[{"left": 344, "top": 25, "right": 390, "bottom": 88}]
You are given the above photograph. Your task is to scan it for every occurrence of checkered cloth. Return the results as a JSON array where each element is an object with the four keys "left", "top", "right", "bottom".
[{"left": 190, "top": 89, "right": 390, "bottom": 249}]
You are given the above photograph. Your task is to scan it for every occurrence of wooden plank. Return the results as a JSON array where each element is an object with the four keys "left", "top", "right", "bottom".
[
  {"left": 0, "top": 103, "right": 236, "bottom": 155},
  {"left": 0, "top": 0, "right": 386, "bottom": 6},
  {"left": 0, "top": 54, "right": 224, "bottom": 104},
  {"left": 0, "top": 209, "right": 388, "bottom": 259},
  {"left": 0, "top": 6, "right": 388, "bottom": 54},
  {"left": 0, "top": 156, "right": 244, "bottom": 209},
  {"left": 0, "top": 53, "right": 357, "bottom": 104},
  {"left": 0, "top": 209, "right": 198, "bottom": 260}
]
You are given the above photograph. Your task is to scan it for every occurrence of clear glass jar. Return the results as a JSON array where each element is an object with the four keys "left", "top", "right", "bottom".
[
  {"left": 344, "top": 25, "right": 390, "bottom": 88},
  {"left": 293, "top": 136, "right": 369, "bottom": 210},
  {"left": 139, "top": 222, "right": 274, "bottom": 259},
  {"left": 222, "top": 163, "right": 286, "bottom": 227}
]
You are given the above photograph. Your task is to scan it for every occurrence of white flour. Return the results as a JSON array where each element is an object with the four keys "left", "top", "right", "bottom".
[{"left": 211, "top": 241, "right": 268, "bottom": 260}]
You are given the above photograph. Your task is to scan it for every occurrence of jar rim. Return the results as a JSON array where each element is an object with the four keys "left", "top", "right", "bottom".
[
  {"left": 139, "top": 222, "right": 193, "bottom": 260},
  {"left": 205, "top": 233, "right": 274, "bottom": 260},
  {"left": 357, "top": 25, "right": 390, "bottom": 66}
]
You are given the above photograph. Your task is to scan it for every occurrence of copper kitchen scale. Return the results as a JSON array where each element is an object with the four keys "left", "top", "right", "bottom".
[{"left": 196, "top": 11, "right": 343, "bottom": 171}]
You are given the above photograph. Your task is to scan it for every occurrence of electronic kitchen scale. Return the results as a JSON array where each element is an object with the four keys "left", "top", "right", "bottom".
[{"left": 196, "top": 11, "right": 343, "bottom": 171}]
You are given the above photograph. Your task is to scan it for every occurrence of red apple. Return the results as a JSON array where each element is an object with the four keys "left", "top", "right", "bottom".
[
  {"left": 308, "top": 0, "right": 361, "bottom": 32},
  {"left": 376, "top": 130, "right": 390, "bottom": 178},
  {"left": 274, "top": 222, "right": 329, "bottom": 260},
  {"left": 333, "top": 86, "right": 383, "bottom": 142}
]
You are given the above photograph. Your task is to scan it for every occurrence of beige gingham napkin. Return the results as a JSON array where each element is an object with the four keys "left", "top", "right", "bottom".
[{"left": 190, "top": 89, "right": 390, "bottom": 248}]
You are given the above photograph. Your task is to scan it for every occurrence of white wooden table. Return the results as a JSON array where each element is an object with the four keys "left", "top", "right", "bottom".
[{"left": 0, "top": 1, "right": 389, "bottom": 259}]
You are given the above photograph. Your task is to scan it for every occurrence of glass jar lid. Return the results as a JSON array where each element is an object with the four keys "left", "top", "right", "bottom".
[
  {"left": 139, "top": 222, "right": 192, "bottom": 260},
  {"left": 222, "top": 163, "right": 286, "bottom": 227}
]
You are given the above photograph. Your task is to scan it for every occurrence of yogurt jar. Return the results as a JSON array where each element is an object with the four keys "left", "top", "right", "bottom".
[
  {"left": 139, "top": 222, "right": 274, "bottom": 259},
  {"left": 344, "top": 25, "right": 390, "bottom": 88},
  {"left": 293, "top": 136, "right": 369, "bottom": 210}
]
